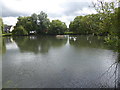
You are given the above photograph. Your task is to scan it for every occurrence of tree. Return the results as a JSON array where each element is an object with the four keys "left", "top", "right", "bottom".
[
  {"left": 117, "top": 1, "right": 120, "bottom": 38},
  {"left": 31, "top": 13, "right": 39, "bottom": 32},
  {"left": 37, "top": 11, "right": 50, "bottom": 34},
  {"left": 12, "top": 25, "right": 28, "bottom": 35},
  {"left": 92, "top": 0, "right": 120, "bottom": 52},
  {"left": 16, "top": 16, "right": 34, "bottom": 34},
  {"left": 69, "top": 16, "right": 85, "bottom": 34},
  {"left": 49, "top": 20, "right": 67, "bottom": 34},
  {"left": 84, "top": 14, "right": 102, "bottom": 35},
  {"left": 92, "top": 0, "right": 118, "bottom": 35},
  {"left": 69, "top": 15, "right": 97, "bottom": 35},
  {"left": 0, "top": 17, "right": 4, "bottom": 34}
]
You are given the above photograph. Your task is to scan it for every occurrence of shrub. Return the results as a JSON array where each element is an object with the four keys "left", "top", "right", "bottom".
[{"left": 12, "top": 25, "right": 28, "bottom": 36}]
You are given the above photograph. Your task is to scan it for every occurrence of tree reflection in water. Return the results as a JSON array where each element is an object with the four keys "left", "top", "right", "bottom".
[
  {"left": 96, "top": 53, "right": 120, "bottom": 88},
  {"left": 1, "top": 38, "right": 6, "bottom": 54},
  {"left": 69, "top": 35, "right": 108, "bottom": 49},
  {"left": 69, "top": 35, "right": 120, "bottom": 88},
  {"left": 12, "top": 36, "right": 67, "bottom": 54},
  {"left": 2, "top": 35, "right": 120, "bottom": 88}
]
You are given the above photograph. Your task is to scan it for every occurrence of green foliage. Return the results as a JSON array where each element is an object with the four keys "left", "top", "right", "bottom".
[
  {"left": 64, "top": 32, "right": 76, "bottom": 35},
  {"left": 117, "top": 7, "right": 120, "bottom": 38},
  {"left": 15, "top": 16, "right": 34, "bottom": 34},
  {"left": 2, "top": 33, "right": 12, "bottom": 36},
  {"left": 31, "top": 13, "right": 39, "bottom": 32},
  {"left": 69, "top": 15, "right": 101, "bottom": 35},
  {"left": 69, "top": 0, "right": 119, "bottom": 52},
  {"left": 92, "top": 0, "right": 118, "bottom": 35},
  {"left": 0, "top": 17, "right": 4, "bottom": 34},
  {"left": 92, "top": 0, "right": 119, "bottom": 52},
  {"left": 69, "top": 16, "right": 83, "bottom": 34},
  {"left": 13, "top": 11, "right": 68, "bottom": 35},
  {"left": 49, "top": 20, "right": 67, "bottom": 34},
  {"left": 13, "top": 11, "right": 54, "bottom": 35},
  {"left": 69, "top": 0, "right": 119, "bottom": 36},
  {"left": 37, "top": 11, "right": 50, "bottom": 34},
  {"left": 12, "top": 25, "right": 28, "bottom": 35}
]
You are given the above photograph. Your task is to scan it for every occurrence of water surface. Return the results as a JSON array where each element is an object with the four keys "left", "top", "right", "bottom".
[{"left": 2, "top": 35, "right": 120, "bottom": 88}]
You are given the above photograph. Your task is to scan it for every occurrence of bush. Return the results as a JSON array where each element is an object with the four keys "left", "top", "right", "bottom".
[{"left": 12, "top": 25, "right": 28, "bottom": 36}]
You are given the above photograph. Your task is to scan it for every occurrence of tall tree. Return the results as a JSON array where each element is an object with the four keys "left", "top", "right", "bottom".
[
  {"left": 37, "top": 11, "right": 50, "bottom": 34},
  {"left": 31, "top": 13, "right": 38, "bottom": 32},
  {"left": 117, "top": 1, "right": 120, "bottom": 38},
  {"left": 92, "top": 0, "right": 118, "bottom": 35},
  {"left": 14, "top": 16, "right": 34, "bottom": 34},
  {"left": 92, "top": 0, "right": 119, "bottom": 52}
]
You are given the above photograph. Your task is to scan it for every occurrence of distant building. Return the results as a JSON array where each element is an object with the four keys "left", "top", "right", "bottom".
[
  {"left": 4, "top": 25, "right": 14, "bottom": 33},
  {"left": 30, "top": 31, "right": 36, "bottom": 34}
]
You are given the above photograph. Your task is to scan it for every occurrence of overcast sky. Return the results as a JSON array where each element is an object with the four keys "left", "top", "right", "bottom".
[{"left": 1, "top": 0, "right": 98, "bottom": 26}]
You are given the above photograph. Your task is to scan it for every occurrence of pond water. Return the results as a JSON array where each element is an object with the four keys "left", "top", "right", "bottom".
[{"left": 2, "top": 35, "right": 120, "bottom": 88}]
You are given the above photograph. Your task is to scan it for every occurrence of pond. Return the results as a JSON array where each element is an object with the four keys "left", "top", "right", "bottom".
[{"left": 1, "top": 35, "right": 120, "bottom": 88}]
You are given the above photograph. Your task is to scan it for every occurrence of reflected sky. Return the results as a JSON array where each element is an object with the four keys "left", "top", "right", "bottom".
[{"left": 2, "top": 35, "right": 120, "bottom": 88}]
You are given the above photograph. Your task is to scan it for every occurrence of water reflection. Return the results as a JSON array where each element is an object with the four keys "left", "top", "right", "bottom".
[
  {"left": 69, "top": 35, "right": 108, "bottom": 49},
  {"left": 69, "top": 35, "right": 120, "bottom": 88},
  {"left": 13, "top": 36, "right": 67, "bottom": 54},
  {"left": 1, "top": 37, "right": 17, "bottom": 55},
  {"left": 117, "top": 53, "right": 120, "bottom": 88},
  {"left": 2, "top": 38, "right": 6, "bottom": 54},
  {"left": 2, "top": 35, "right": 120, "bottom": 88}
]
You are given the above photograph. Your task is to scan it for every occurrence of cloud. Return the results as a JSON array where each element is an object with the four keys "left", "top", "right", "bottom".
[
  {"left": 1, "top": 0, "right": 28, "bottom": 17},
  {"left": 1, "top": 0, "right": 94, "bottom": 17},
  {"left": 62, "top": 1, "right": 90, "bottom": 16},
  {"left": 2, "top": 5, "right": 28, "bottom": 17},
  {"left": 2, "top": 17, "right": 17, "bottom": 25},
  {"left": 1, "top": 0, "right": 97, "bottom": 26}
]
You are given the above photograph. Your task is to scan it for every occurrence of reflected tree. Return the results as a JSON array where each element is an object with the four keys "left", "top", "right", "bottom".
[
  {"left": 95, "top": 52, "right": 120, "bottom": 88},
  {"left": 69, "top": 35, "right": 108, "bottom": 49},
  {"left": 2, "top": 38, "right": 6, "bottom": 54},
  {"left": 13, "top": 36, "right": 67, "bottom": 54},
  {"left": 13, "top": 36, "right": 41, "bottom": 54}
]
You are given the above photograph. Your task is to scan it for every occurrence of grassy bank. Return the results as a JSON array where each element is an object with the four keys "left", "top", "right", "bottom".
[
  {"left": 1, "top": 32, "right": 111, "bottom": 36},
  {"left": 2, "top": 33, "right": 12, "bottom": 36},
  {"left": 2, "top": 32, "right": 78, "bottom": 36}
]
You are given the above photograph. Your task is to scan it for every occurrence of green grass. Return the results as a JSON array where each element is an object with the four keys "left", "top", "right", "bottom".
[
  {"left": 2, "top": 32, "right": 79, "bottom": 36},
  {"left": 2, "top": 33, "right": 12, "bottom": 36},
  {"left": 64, "top": 32, "right": 77, "bottom": 35}
]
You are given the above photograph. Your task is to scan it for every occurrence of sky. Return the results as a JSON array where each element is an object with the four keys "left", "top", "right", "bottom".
[{"left": 1, "top": 0, "right": 98, "bottom": 27}]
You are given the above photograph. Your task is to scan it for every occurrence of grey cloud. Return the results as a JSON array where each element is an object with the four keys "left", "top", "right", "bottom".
[
  {"left": 48, "top": 2, "right": 91, "bottom": 18},
  {"left": 48, "top": 13, "right": 62, "bottom": 18},
  {"left": 1, "top": 4, "right": 61, "bottom": 18},
  {"left": 1, "top": 2, "right": 28, "bottom": 17},
  {"left": 1, "top": 0, "right": 92, "bottom": 18},
  {"left": 62, "top": 2, "right": 91, "bottom": 16}
]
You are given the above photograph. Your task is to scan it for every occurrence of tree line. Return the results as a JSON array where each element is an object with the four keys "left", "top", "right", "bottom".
[
  {"left": 69, "top": 0, "right": 119, "bottom": 36},
  {"left": 12, "top": 11, "right": 67, "bottom": 35},
  {"left": 0, "top": 0, "right": 119, "bottom": 52},
  {"left": 11, "top": 0, "right": 119, "bottom": 36},
  {"left": 69, "top": 0, "right": 120, "bottom": 52},
  {"left": 0, "top": 0, "right": 119, "bottom": 36}
]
